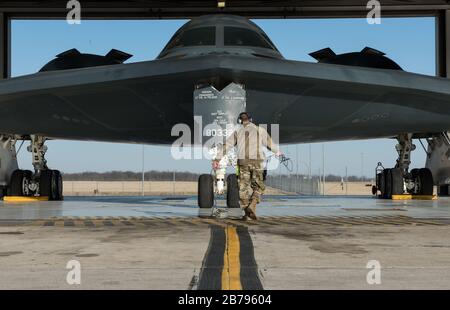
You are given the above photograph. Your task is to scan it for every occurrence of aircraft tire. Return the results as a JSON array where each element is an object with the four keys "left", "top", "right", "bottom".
[
  {"left": 418, "top": 168, "right": 433, "bottom": 195},
  {"left": 382, "top": 169, "right": 392, "bottom": 199},
  {"left": 198, "top": 174, "right": 214, "bottom": 208},
  {"left": 52, "top": 170, "right": 64, "bottom": 201},
  {"left": 40, "top": 169, "right": 62, "bottom": 200},
  {"left": 226, "top": 174, "right": 240, "bottom": 208},
  {"left": 438, "top": 185, "right": 449, "bottom": 196},
  {"left": 391, "top": 168, "right": 404, "bottom": 195},
  {"left": 9, "top": 169, "right": 32, "bottom": 196}
]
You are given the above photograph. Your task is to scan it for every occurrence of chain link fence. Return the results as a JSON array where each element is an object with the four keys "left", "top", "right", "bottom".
[{"left": 266, "top": 175, "right": 320, "bottom": 195}]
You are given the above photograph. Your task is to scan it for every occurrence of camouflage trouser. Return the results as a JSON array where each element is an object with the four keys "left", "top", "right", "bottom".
[{"left": 238, "top": 161, "right": 266, "bottom": 209}]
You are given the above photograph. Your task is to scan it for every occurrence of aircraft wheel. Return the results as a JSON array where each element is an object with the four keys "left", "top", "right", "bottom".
[
  {"left": 198, "top": 174, "right": 214, "bottom": 208},
  {"left": 9, "top": 169, "right": 32, "bottom": 196},
  {"left": 382, "top": 169, "right": 392, "bottom": 199},
  {"left": 418, "top": 168, "right": 433, "bottom": 195},
  {"left": 40, "top": 170, "right": 63, "bottom": 200},
  {"left": 391, "top": 168, "right": 404, "bottom": 195},
  {"left": 407, "top": 169, "right": 419, "bottom": 194},
  {"left": 226, "top": 174, "right": 240, "bottom": 208},
  {"left": 438, "top": 185, "right": 449, "bottom": 196},
  {"left": 52, "top": 170, "right": 64, "bottom": 200}
]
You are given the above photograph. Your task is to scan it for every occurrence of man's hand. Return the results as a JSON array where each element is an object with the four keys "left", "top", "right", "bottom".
[
  {"left": 275, "top": 151, "right": 283, "bottom": 157},
  {"left": 212, "top": 160, "right": 220, "bottom": 170}
]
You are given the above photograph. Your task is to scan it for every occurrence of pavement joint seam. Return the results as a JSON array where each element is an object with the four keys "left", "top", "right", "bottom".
[{"left": 1, "top": 215, "right": 449, "bottom": 227}]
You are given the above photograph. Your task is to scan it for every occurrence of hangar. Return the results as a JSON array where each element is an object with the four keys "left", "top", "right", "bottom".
[
  {"left": 1, "top": 1, "right": 450, "bottom": 79},
  {"left": 0, "top": 1, "right": 449, "bottom": 201}
]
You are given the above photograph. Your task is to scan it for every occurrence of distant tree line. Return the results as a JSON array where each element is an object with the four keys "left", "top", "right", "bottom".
[
  {"left": 62, "top": 171, "right": 372, "bottom": 182},
  {"left": 62, "top": 170, "right": 200, "bottom": 181}
]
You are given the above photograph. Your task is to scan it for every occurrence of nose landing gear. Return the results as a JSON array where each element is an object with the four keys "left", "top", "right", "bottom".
[{"left": 197, "top": 151, "right": 240, "bottom": 209}]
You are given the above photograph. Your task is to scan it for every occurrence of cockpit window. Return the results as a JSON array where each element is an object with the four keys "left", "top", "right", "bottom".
[
  {"left": 164, "top": 27, "right": 216, "bottom": 50},
  {"left": 224, "top": 26, "right": 274, "bottom": 49}
]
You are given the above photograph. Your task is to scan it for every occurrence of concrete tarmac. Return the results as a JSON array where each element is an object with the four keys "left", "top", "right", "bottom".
[{"left": 0, "top": 195, "right": 449, "bottom": 289}]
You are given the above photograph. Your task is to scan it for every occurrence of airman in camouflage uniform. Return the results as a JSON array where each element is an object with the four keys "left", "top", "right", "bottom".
[{"left": 214, "top": 112, "right": 281, "bottom": 220}]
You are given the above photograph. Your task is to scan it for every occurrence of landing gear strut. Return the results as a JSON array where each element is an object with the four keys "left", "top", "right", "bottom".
[
  {"left": 8, "top": 135, "right": 63, "bottom": 200},
  {"left": 374, "top": 133, "right": 434, "bottom": 198}
]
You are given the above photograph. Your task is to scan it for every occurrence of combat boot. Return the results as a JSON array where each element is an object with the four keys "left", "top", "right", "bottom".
[{"left": 246, "top": 198, "right": 258, "bottom": 220}]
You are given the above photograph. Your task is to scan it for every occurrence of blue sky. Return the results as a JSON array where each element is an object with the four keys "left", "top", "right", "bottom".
[{"left": 11, "top": 17, "right": 436, "bottom": 177}]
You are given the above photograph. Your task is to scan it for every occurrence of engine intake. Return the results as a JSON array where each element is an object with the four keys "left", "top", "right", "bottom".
[
  {"left": 39, "top": 48, "right": 132, "bottom": 72},
  {"left": 309, "top": 47, "right": 403, "bottom": 70}
]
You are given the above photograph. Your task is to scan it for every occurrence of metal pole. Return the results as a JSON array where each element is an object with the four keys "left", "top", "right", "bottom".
[
  {"left": 345, "top": 166, "right": 348, "bottom": 196},
  {"left": 309, "top": 144, "right": 312, "bottom": 179},
  {"left": 0, "top": 12, "right": 11, "bottom": 79},
  {"left": 436, "top": 10, "right": 450, "bottom": 78},
  {"left": 296, "top": 144, "right": 299, "bottom": 177},
  {"left": 322, "top": 143, "right": 325, "bottom": 196},
  {"left": 318, "top": 168, "right": 321, "bottom": 195},
  {"left": 361, "top": 152, "right": 364, "bottom": 181},
  {"left": 173, "top": 170, "right": 176, "bottom": 195},
  {"left": 141, "top": 145, "right": 145, "bottom": 196}
]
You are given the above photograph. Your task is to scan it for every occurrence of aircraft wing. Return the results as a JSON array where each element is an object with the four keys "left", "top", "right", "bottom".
[{"left": 0, "top": 54, "right": 450, "bottom": 144}]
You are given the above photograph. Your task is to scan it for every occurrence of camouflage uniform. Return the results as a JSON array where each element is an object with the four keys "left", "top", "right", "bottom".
[{"left": 238, "top": 160, "right": 265, "bottom": 209}]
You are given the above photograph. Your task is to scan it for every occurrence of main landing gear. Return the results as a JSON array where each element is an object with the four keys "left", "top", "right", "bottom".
[
  {"left": 373, "top": 133, "right": 434, "bottom": 199},
  {"left": 8, "top": 135, "right": 63, "bottom": 200}
]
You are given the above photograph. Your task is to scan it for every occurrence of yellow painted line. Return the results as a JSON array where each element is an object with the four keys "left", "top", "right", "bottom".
[
  {"left": 222, "top": 226, "right": 242, "bottom": 290},
  {"left": 3, "top": 196, "right": 49, "bottom": 202},
  {"left": 391, "top": 194, "right": 437, "bottom": 200}
]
